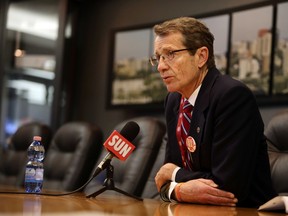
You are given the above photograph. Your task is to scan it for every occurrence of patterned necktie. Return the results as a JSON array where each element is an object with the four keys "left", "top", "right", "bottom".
[{"left": 178, "top": 99, "right": 193, "bottom": 170}]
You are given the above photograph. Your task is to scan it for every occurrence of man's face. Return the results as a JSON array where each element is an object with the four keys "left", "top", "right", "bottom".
[{"left": 154, "top": 32, "right": 202, "bottom": 97}]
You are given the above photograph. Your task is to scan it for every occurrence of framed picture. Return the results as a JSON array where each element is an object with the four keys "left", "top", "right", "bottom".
[
  {"left": 107, "top": 0, "right": 288, "bottom": 109},
  {"left": 229, "top": 5, "right": 273, "bottom": 96},
  {"left": 200, "top": 14, "right": 230, "bottom": 74},
  {"left": 107, "top": 27, "right": 166, "bottom": 109},
  {"left": 107, "top": 14, "right": 230, "bottom": 109},
  {"left": 273, "top": 1, "right": 288, "bottom": 95}
]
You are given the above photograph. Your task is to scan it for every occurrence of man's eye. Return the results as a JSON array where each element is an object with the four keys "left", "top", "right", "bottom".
[{"left": 167, "top": 51, "right": 174, "bottom": 58}]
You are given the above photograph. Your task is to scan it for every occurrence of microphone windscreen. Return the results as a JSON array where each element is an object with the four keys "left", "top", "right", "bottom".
[{"left": 119, "top": 121, "right": 140, "bottom": 142}]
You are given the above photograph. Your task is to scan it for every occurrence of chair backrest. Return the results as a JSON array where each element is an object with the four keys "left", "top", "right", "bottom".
[
  {"left": 43, "top": 121, "right": 103, "bottom": 191},
  {"left": 10, "top": 121, "right": 53, "bottom": 151},
  {"left": 265, "top": 110, "right": 288, "bottom": 194},
  {"left": 84, "top": 117, "right": 166, "bottom": 197},
  {"left": 0, "top": 122, "right": 53, "bottom": 187},
  {"left": 141, "top": 133, "right": 167, "bottom": 199}
]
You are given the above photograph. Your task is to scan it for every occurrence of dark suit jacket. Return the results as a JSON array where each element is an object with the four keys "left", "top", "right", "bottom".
[{"left": 164, "top": 67, "right": 277, "bottom": 207}]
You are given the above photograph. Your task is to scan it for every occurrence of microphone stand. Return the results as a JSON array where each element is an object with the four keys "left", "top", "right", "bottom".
[{"left": 86, "top": 162, "right": 143, "bottom": 201}]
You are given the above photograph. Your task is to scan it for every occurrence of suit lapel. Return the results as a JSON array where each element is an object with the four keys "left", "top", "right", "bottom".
[{"left": 189, "top": 68, "right": 220, "bottom": 169}]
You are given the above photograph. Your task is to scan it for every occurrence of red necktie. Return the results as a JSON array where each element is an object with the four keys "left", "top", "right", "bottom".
[{"left": 177, "top": 98, "right": 193, "bottom": 170}]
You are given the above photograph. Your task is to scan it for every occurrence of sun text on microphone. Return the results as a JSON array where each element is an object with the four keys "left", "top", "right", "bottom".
[{"left": 103, "top": 130, "right": 135, "bottom": 161}]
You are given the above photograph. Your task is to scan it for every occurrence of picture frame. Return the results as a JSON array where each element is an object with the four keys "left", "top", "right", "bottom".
[
  {"left": 229, "top": 5, "right": 273, "bottom": 96},
  {"left": 107, "top": 14, "right": 230, "bottom": 109},
  {"left": 273, "top": 1, "right": 288, "bottom": 95},
  {"left": 107, "top": 0, "right": 288, "bottom": 109},
  {"left": 200, "top": 14, "right": 230, "bottom": 75},
  {"left": 107, "top": 27, "right": 166, "bottom": 109}
]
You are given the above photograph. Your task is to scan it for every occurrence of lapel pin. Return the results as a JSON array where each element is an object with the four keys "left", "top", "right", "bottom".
[{"left": 186, "top": 136, "right": 196, "bottom": 153}]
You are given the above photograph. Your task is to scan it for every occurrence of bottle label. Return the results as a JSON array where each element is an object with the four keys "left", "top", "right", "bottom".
[
  {"left": 25, "top": 168, "right": 36, "bottom": 181},
  {"left": 35, "top": 168, "right": 44, "bottom": 180},
  {"left": 25, "top": 168, "right": 43, "bottom": 182}
]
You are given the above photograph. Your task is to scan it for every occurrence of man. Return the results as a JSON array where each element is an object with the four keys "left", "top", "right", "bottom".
[{"left": 151, "top": 17, "right": 277, "bottom": 207}]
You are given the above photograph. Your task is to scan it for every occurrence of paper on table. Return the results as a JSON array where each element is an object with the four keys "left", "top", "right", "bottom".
[{"left": 258, "top": 196, "right": 288, "bottom": 213}]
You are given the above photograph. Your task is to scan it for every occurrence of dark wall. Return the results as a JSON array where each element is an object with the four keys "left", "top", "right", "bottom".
[{"left": 73, "top": 0, "right": 287, "bottom": 137}]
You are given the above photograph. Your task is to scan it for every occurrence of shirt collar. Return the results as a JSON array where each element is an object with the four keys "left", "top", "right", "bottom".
[{"left": 187, "top": 84, "right": 201, "bottom": 106}]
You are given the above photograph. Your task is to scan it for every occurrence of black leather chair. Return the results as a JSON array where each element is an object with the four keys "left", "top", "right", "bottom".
[
  {"left": 0, "top": 122, "right": 53, "bottom": 187},
  {"left": 43, "top": 122, "right": 103, "bottom": 191},
  {"left": 141, "top": 133, "right": 167, "bottom": 199},
  {"left": 84, "top": 117, "right": 166, "bottom": 198},
  {"left": 265, "top": 110, "right": 288, "bottom": 194}
]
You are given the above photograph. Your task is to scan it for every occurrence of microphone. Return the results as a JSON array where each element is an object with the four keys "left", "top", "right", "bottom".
[{"left": 92, "top": 121, "right": 140, "bottom": 178}]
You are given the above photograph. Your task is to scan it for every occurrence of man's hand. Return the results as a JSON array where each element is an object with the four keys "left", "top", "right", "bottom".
[
  {"left": 155, "top": 163, "right": 178, "bottom": 191},
  {"left": 177, "top": 179, "right": 238, "bottom": 206}
]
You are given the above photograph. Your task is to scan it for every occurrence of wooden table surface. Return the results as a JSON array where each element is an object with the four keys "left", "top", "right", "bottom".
[{"left": 0, "top": 189, "right": 286, "bottom": 215}]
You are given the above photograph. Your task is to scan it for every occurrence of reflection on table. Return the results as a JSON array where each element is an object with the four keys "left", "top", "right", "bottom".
[{"left": 0, "top": 189, "right": 286, "bottom": 216}]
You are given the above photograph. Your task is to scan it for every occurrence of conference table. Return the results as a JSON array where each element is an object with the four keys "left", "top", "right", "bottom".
[{"left": 0, "top": 188, "right": 286, "bottom": 215}]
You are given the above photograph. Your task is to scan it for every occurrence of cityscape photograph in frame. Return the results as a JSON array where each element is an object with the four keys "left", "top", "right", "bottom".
[
  {"left": 107, "top": 1, "right": 288, "bottom": 110},
  {"left": 109, "top": 27, "right": 166, "bottom": 108},
  {"left": 200, "top": 14, "right": 229, "bottom": 75},
  {"left": 230, "top": 5, "right": 273, "bottom": 96},
  {"left": 108, "top": 15, "right": 230, "bottom": 109},
  {"left": 273, "top": 1, "right": 288, "bottom": 95}
]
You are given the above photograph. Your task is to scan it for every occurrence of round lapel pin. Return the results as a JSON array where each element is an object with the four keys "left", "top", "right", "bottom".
[{"left": 186, "top": 136, "right": 196, "bottom": 153}]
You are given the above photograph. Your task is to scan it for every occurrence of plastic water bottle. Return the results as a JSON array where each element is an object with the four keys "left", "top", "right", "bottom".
[{"left": 24, "top": 136, "right": 45, "bottom": 193}]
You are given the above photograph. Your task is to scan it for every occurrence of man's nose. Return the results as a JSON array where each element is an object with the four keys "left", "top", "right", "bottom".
[{"left": 157, "top": 56, "right": 169, "bottom": 72}]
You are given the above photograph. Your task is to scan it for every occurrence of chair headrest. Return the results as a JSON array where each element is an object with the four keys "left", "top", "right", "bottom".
[
  {"left": 113, "top": 117, "right": 166, "bottom": 149},
  {"left": 265, "top": 111, "right": 288, "bottom": 152},
  {"left": 10, "top": 122, "right": 53, "bottom": 151},
  {"left": 51, "top": 122, "right": 101, "bottom": 152}
]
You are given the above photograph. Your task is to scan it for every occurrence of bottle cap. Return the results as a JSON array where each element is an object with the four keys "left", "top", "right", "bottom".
[{"left": 33, "top": 136, "right": 42, "bottom": 141}]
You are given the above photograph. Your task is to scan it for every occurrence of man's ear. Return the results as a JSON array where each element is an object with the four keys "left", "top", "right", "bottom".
[{"left": 197, "top": 46, "right": 209, "bottom": 68}]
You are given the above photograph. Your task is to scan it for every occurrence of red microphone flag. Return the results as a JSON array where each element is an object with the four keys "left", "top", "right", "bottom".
[{"left": 103, "top": 130, "right": 136, "bottom": 161}]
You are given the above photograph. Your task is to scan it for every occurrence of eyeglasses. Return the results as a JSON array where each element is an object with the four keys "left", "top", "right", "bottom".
[{"left": 149, "top": 48, "right": 194, "bottom": 66}]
